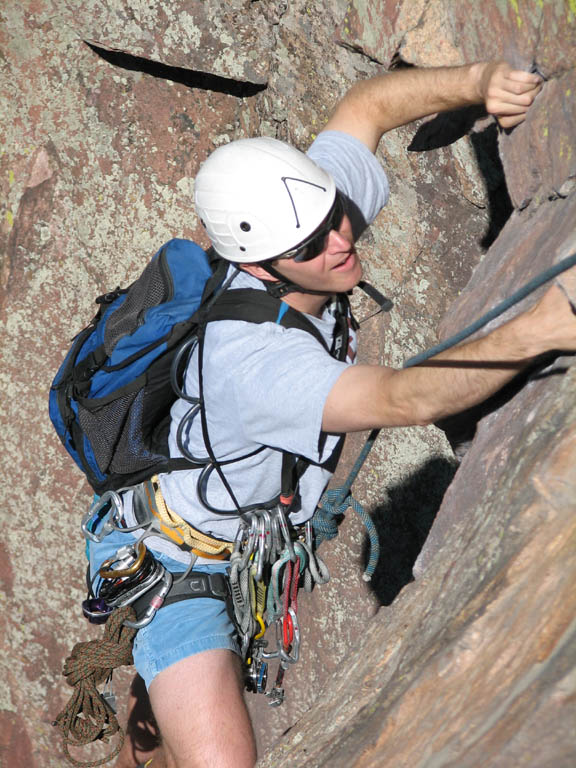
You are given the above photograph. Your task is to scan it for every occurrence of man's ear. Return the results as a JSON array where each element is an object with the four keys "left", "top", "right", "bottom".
[{"left": 239, "top": 262, "right": 279, "bottom": 282}]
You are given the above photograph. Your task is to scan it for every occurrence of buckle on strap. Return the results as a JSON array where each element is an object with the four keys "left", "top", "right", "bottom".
[
  {"left": 186, "top": 573, "right": 229, "bottom": 600},
  {"left": 131, "top": 570, "right": 231, "bottom": 621}
]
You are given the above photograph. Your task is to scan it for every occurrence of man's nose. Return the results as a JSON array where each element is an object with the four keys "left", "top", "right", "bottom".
[{"left": 325, "top": 228, "right": 352, "bottom": 251}]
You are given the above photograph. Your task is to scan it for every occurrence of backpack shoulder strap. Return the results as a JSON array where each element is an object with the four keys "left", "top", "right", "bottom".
[{"left": 205, "top": 288, "right": 331, "bottom": 353}]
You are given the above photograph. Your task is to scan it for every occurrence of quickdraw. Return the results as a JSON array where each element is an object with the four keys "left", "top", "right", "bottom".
[{"left": 229, "top": 506, "right": 329, "bottom": 706}]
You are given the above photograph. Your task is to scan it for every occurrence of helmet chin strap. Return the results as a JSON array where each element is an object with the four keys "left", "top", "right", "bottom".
[{"left": 257, "top": 262, "right": 331, "bottom": 299}]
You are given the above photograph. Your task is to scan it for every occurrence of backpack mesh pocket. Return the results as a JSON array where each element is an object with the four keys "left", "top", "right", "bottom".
[
  {"left": 76, "top": 390, "right": 152, "bottom": 475},
  {"left": 109, "top": 388, "right": 163, "bottom": 474},
  {"left": 104, "top": 257, "right": 171, "bottom": 355}
]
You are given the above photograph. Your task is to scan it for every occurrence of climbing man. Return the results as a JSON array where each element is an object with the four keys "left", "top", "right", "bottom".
[{"left": 92, "top": 60, "right": 575, "bottom": 768}]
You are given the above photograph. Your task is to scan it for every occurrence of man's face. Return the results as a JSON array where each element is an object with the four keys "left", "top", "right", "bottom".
[{"left": 270, "top": 212, "right": 362, "bottom": 295}]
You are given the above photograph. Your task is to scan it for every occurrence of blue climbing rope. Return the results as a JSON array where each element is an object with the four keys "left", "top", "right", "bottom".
[
  {"left": 315, "top": 486, "right": 380, "bottom": 581},
  {"left": 315, "top": 428, "right": 381, "bottom": 580},
  {"left": 313, "top": 251, "right": 576, "bottom": 581},
  {"left": 404, "top": 252, "right": 576, "bottom": 368}
]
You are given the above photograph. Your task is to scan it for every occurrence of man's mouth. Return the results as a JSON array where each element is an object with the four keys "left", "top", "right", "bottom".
[{"left": 332, "top": 252, "right": 355, "bottom": 271}]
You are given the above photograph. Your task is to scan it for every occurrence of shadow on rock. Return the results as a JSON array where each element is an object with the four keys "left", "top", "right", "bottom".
[
  {"left": 363, "top": 456, "right": 459, "bottom": 606},
  {"left": 436, "top": 352, "right": 564, "bottom": 460},
  {"left": 408, "top": 111, "right": 513, "bottom": 250},
  {"left": 408, "top": 105, "right": 487, "bottom": 151}
]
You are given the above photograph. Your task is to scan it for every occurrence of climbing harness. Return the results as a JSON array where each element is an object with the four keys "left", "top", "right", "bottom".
[{"left": 73, "top": 484, "right": 331, "bottom": 729}]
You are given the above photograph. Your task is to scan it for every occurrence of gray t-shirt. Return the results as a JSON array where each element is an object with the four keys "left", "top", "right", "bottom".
[{"left": 126, "top": 131, "right": 389, "bottom": 561}]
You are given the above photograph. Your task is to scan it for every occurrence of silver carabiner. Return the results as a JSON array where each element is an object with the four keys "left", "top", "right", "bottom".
[
  {"left": 276, "top": 505, "right": 296, "bottom": 562},
  {"left": 305, "top": 520, "right": 313, "bottom": 549},
  {"left": 233, "top": 521, "right": 249, "bottom": 553},
  {"left": 241, "top": 514, "right": 259, "bottom": 567},
  {"left": 269, "top": 512, "right": 282, "bottom": 557},
  {"left": 277, "top": 607, "right": 300, "bottom": 667},
  {"left": 81, "top": 491, "right": 125, "bottom": 543},
  {"left": 123, "top": 569, "right": 173, "bottom": 629},
  {"left": 255, "top": 515, "right": 267, "bottom": 582},
  {"left": 260, "top": 509, "right": 275, "bottom": 571}
]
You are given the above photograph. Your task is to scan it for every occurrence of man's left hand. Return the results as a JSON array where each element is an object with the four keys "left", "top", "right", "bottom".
[{"left": 474, "top": 61, "right": 543, "bottom": 129}]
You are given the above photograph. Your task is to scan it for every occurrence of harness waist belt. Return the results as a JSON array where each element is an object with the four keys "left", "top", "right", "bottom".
[{"left": 132, "top": 571, "right": 230, "bottom": 621}]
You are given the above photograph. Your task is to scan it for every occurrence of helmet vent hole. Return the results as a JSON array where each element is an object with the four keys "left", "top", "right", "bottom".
[
  {"left": 239, "top": 246, "right": 246, "bottom": 252},
  {"left": 240, "top": 221, "right": 251, "bottom": 232}
]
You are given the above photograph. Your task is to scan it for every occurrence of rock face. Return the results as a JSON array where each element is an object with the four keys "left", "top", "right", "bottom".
[{"left": 1, "top": 1, "right": 574, "bottom": 766}]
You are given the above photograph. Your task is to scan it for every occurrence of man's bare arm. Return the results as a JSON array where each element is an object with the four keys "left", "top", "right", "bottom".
[
  {"left": 323, "top": 284, "right": 576, "bottom": 433},
  {"left": 323, "top": 61, "right": 543, "bottom": 153}
]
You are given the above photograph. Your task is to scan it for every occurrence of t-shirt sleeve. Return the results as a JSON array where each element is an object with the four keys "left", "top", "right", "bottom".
[
  {"left": 307, "top": 130, "right": 390, "bottom": 240},
  {"left": 224, "top": 323, "right": 348, "bottom": 464}
]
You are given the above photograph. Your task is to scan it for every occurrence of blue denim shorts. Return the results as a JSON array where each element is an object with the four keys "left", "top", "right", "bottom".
[{"left": 89, "top": 528, "right": 240, "bottom": 689}]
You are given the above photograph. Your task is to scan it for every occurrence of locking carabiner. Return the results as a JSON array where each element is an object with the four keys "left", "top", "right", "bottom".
[{"left": 98, "top": 541, "right": 147, "bottom": 579}]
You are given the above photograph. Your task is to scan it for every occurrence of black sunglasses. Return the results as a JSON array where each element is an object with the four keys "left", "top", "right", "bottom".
[{"left": 276, "top": 193, "right": 346, "bottom": 263}]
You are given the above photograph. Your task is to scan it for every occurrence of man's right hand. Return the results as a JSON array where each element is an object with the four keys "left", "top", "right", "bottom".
[
  {"left": 323, "top": 272, "right": 576, "bottom": 434},
  {"left": 522, "top": 282, "right": 576, "bottom": 356}
]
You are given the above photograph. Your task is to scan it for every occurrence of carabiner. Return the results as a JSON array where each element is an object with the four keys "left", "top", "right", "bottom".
[
  {"left": 99, "top": 541, "right": 147, "bottom": 579},
  {"left": 277, "top": 608, "right": 300, "bottom": 666},
  {"left": 262, "top": 509, "right": 273, "bottom": 559},
  {"left": 240, "top": 514, "right": 259, "bottom": 567},
  {"left": 123, "top": 570, "right": 173, "bottom": 629},
  {"left": 255, "top": 516, "right": 266, "bottom": 582},
  {"left": 234, "top": 521, "right": 249, "bottom": 553},
  {"left": 270, "top": 512, "right": 282, "bottom": 557},
  {"left": 254, "top": 613, "right": 266, "bottom": 640},
  {"left": 305, "top": 520, "right": 313, "bottom": 550},
  {"left": 277, "top": 506, "right": 296, "bottom": 562},
  {"left": 81, "top": 490, "right": 124, "bottom": 543}
]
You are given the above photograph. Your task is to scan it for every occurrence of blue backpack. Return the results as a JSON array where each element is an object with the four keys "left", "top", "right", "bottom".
[{"left": 49, "top": 238, "right": 346, "bottom": 495}]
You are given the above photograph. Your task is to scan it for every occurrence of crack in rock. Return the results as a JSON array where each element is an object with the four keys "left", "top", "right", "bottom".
[
  {"left": 335, "top": 39, "right": 385, "bottom": 66},
  {"left": 85, "top": 40, "right": 268, "bottom": 97}
]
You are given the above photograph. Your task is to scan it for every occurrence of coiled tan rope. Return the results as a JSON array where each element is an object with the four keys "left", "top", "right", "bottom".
[{"left": 53, "top": 605, "right": 137, "bottom": 767}]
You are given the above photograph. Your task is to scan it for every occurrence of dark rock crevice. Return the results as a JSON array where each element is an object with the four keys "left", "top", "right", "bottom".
[
  {"left": 388, "top": 51, "right": 415, "bottom": 70},
  {"left": 335, "top": 40, "right": 385, "bottom": 66},
  {"left": 408, "top": 115, "right": 513, "bottom": 249},
  {"left": 470, "top": 124, "right": 514, "bottom": 249},
  {"left": 84, "top": 41, "right": 268, "bottom": 97}
]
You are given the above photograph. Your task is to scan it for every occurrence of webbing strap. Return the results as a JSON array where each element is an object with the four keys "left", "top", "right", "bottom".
[
  {"left": 131, "top": 572, "right": 230, "bottom": 621},
  {"left": 138, "top": 477, "right": 235, "bottom": 558}
]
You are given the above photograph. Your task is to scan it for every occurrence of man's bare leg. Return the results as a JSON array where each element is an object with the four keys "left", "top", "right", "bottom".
[{"left": 147, "top": 649, "right": 256, "bottom": 768}]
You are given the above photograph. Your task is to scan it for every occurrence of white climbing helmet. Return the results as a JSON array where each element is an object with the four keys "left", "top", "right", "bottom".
[{"left": 194, "top": 137, "right": 336, "bottom": 263}]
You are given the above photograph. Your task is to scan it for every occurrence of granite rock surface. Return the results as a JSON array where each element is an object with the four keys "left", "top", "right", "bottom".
[{"left": 1, "top": 0, "right": 574, "bottom": 766}]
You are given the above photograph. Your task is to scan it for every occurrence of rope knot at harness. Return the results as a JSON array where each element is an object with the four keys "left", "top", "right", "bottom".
[{"left": 315, "top": 487, "right": 380, "bottom": 581}]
